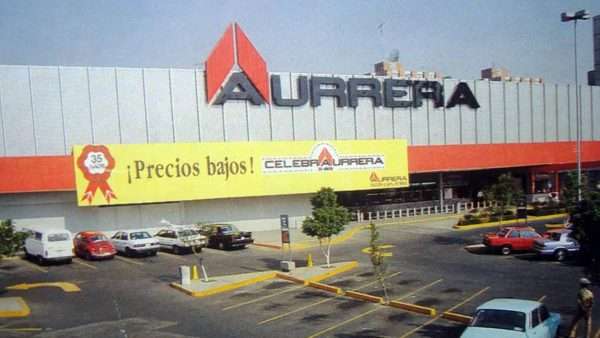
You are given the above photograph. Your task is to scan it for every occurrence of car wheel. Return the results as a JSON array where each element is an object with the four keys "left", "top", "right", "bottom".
[
  {"left": 501, "top": 245, "right": 512, "bottom": 255},
  {"left": 218, "top": 242, "right": 224, "bottom": 250},
  {"left": 150, "top": 250, "right": 157, "bottom": 256},
  {"left": 173, "top": 246, "right": 181, "bottom": 255},
  {"left": 125, "top": 247, "right": 134, "bottom": 257},
  {"left": 37, "top": 255, "right": 46, "bottom": 266},
  {"left": 65, "top": 258, "right": 72, "bottom": 264},
  {"left": 23, "top": 248, "right": 31, "bottom": 260},
  {"left": 84, "top": 251, "right": 92, "bottom": 261},
  {"left": 555, "top": 249, "right": 567, "bottom": 262}
]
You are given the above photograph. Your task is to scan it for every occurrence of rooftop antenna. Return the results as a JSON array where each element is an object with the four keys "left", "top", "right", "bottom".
[{"left": 377, "top": 22, "right": 385, "bottom": 61}]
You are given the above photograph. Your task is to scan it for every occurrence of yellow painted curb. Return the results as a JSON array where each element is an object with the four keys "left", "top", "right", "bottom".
[
  {"left": 388, "top": 300, "right": 436, "bottom": 316},
  {"left": 306, "top": 261, "right": 358, "bottom": 283},
  {"left": 344, "top": 290, "right": 384, "bottom": 304},
  {"left": 441, "top": 311, "right": 472, "bottom": 324},
  {"left": 170, "top": 271, "right": 277, "bottom": 298},
  {"left": 6, "top": 282, "right": 80, "bottom": 293},
  {"left": 0, "top": 297, "right": 31, "bottom": 318},
  {"left": 276, "top": 273, "right": 308, "bottom": 285},
  {"left": 307, "top": 281, "right": 343, "bottom": 295},
  {"left": 453, "top": 213, "right": 568, "bottom": 231}
]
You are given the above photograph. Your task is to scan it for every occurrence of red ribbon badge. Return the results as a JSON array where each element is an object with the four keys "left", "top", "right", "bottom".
[{"left": 77, "top": 145, "right": 117, "bottom": 204}]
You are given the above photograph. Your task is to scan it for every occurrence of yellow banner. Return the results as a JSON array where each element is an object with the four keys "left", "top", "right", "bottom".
[{"left": 73, "top": 140, "right": 408, "bottom": 206}]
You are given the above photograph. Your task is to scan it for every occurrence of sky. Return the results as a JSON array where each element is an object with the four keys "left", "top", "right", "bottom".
[{"left": 1, "top": 0, "right": 599, "bottom": 84}]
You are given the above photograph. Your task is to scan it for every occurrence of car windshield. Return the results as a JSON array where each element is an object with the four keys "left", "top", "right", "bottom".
[
  {"left": 550, "top": 232, "right": 562, "bottom": 241},
  {"left": 471, "top": 309, "right": 526, "bottom": 332},
  {"left": 48, "top": 233, "right": 70, "bottom": 242},
  {"left": 177, "top": 229, "right": 198, "bottom": 237},
  {"left": 89, "top": 234, "right": 108, "bottom": 242},
  {"left": 497, "top": 229, "right": 509, "bottom": 237},
  {"left": 130, "top": 232, "right": 151, "bottom": 240},
  {"left": 219, "top": 224, "right": 239, "bottom": 234}
]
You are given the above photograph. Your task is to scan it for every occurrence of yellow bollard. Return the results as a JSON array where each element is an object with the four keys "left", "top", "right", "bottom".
[
  {"left": 307, "top": 254, "right": 313, "bottom": 267},
  {"left": 191, "top": 265, "right": 199, "bottom": 280}
]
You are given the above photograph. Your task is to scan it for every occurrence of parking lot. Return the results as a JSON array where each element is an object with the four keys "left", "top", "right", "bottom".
[{"left": 0, "top": 215, "right": 598, "bottom": 338}]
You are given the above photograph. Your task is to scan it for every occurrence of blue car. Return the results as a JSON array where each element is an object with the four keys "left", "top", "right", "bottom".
[{"left": 460, "top": 298, "right": 560, "bottom": 338}]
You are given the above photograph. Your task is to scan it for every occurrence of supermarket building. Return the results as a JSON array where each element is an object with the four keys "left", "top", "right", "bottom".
[{"left": 1, "top": 23, "right": 600, "bottom": 232}]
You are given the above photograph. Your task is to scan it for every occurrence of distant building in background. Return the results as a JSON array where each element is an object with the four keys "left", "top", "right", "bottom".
[
  {"left": 588, "top": 15, "right": 600, "bottom": 86},
  {"left": 481, "top": 67, "right": 543, "bottom": 83},
  {"left": 374, "top": 60, "right": 442, "bottom": 81}
]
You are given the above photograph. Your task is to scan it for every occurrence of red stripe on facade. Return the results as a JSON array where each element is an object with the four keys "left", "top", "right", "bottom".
[{"left": 1, "top": 141, "right": 599, "bottom": 194}]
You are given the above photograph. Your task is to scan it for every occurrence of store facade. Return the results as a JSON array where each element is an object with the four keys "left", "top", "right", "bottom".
[{"left": 1, "top": 23, "right": 600, "bottom": 232}]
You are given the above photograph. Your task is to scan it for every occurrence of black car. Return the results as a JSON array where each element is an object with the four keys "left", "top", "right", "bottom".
[{"left": 198, "top": 223, "right": 253, "bottom": 250}]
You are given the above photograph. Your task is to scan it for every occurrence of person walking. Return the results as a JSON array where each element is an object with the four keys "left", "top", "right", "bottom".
[{"left": 568, "top": 277, "right": 594, "bottom": 338}]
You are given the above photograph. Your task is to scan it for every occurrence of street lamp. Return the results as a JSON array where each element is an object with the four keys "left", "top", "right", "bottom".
[{"left": 561, "top": 9, "right": 591, "bottom": 201}]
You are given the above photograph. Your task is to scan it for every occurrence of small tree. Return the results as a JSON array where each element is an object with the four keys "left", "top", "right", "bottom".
[
  {"left": 570, "top": 191, "right": 600, "bottom": 269},
  {"left": 0, "top": 219, "right": 27, "bottom": 260},
  {"left": 562, "top": 171, "right": 587, "bottom": 213},
  {"left": 368, "top": 222, "right": 389, "bottom": 303},
  {"left": 302, "top": 187, "right": 350, "bottom": 267},
  {"left": 484, "top": 173, "right": 523, "bottom": 223}
]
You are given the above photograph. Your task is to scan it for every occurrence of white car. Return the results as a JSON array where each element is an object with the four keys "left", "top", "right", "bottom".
[
  {"left": 23, "top": 228, "right": 74, "bottom": 265},
  {"left": 111, "top": 230, "right": 160, "bottom": 256},
  {"left": 155, "top": 226, "right": 206, "bottom": 254}
]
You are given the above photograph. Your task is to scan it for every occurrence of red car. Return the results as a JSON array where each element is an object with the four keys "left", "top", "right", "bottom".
[
  {"left": 74, "top": 231, "right": 117, "bottom": 260},
  {"left": 483, "top": 226, "right": 542, "bottom": 255}
]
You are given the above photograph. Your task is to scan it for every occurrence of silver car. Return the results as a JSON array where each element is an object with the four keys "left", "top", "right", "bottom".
[{"left": 534, "top": 229, "right": 580, "bottom": 261}]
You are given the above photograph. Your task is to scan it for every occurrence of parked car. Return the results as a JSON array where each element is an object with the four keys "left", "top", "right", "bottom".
[
  {"left": 460, "top": 298, "right": 560, "bottom": 338},
  {"left": 198, "top": 223, "right": 253, "bottom": 250},
  {"left": 110, "top": 230, "right": 160, "bottom": 256},
  {"left": 483, "top": 226, "right": 542, "bottom": 255},
  {"left": 74, "top": 231, "right": 117, "bottom": 260},
  {"left": 534, "top": 229, "right": 580, "bottom": 261},
  {"left": 155, "top": 225, "right": 206, "bottom": 254},
  {"left": 23, "top": 227, "right": 74, "bottom": 265}
]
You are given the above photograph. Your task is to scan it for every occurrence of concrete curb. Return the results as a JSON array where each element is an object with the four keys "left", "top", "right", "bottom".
[
  {"left": 275, "top": 273, "right": 308, "bottom": 285},
  {"left": 452, "top": 213, "right": 567, "bottom": 231},
  {"left": 389, "top": 300, "right": 437, "bottom": 316},
  {"left": 170, "top": 271, "right": 277, "bottom": 298},
  {"left": 441, "top": 311, "right": 472, "bottom": 324},
  {"left": 344, "top": 290, "right": 384, "bottom": 304},
  {"left": 0, "top": 297, "right": 31, "bottom": 318},
  {"left": 307, "top": 281, "right": 343, "bottom": 295},
  {"left": 306, "top": 261, "right": 359, "bottom": 283},
  {"left": 251, "top": 243, "right": 283, "bottom": 250}
]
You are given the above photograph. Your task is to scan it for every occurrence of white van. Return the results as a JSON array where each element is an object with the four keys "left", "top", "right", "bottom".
[{"left": 23, "top": 228, "right": 74, "bottom": 264}]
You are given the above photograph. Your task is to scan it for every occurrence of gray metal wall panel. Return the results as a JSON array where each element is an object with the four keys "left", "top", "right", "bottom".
[
  {"left": 270, "top": 72, "right": 294, "bottom": 141},
  {"left": 88, "top": 67, "right": 120, "bottom": 144},
  {"left": 115, "top": 68, "right": 148, "bottom": 144},
  {"left": 474, "top": 80, "right": 491, "bottom": 144},
  {"left": 593, "top": 87, "right": 600, "bottom": 140},
  {"left": 247, "top": 99, "right": 271, "bottom": 141},
  {"left": 581, "top": 85, "right": 593, "bottom": 140},
  {"left": 141, "top": 203, "right": 182, "bottom": 226},
  {"left": 170, "top": 69, "right": 200, "bottom": 142},
  {"left": 490, "top": 81, "right": 505, "bottom": 143},
  {"left": 543, "top": 84, "right": 558, "bottom": 142},
  {"left": 0, "top": 66, "right": 36, "bottom": 155},
  {"left": 428, "top": 99, "right": 445, "bottom": 145},
  {"left": 531, "top": 83, "right": 545, "bottom": 142},
  {"left": 60, "top": 67, "right": 94, "bottom": 148},
  {"left": 223, "top": 100, "right": 248, "bottom": 141},
  {"left": 313, "top": 74, "right": 336, "bottom": 140},
  {"left": 568, "top": 86, "right": 577, "bottom": 140},
  {"left": 336, "top": 75, "right": 356, "bottom": 140},
  {"left": 504, "top": 82, "right": 519, "bottom": 143},
  {"left": 354, "top": 75, "right": 376, "bottom": 140},
  {"left": 373, "top": 76, "right": 394, "bottom": 140},
  {"left": 411, "top": 80, "right": 429, "bottom": 145},
  {"left": 557, "top": 84, "right": 570, "bottom": 141},
  {"left": 0, "top": 84, "right": 4, "bottom": 155},
  {"left": 444, "top": 79, "right": 460, "bottom": 144},
  {"left": 460, "top": 80, "right": 477, "bottom": 144},
  {"left": 392, "top": 80, "right": 412, "bottom": 144},
  {"left": 30, "top": 67, "right": 65, "bottom": 154},
  {"left": 517, "top": 83, "right": 532, "bottom": 142},
  {"left": 291, "top": 73, "right": 315, "bottom": 141},
  {"left": 196, "top": 70, "right": 224, "bottom": 142},
  {"left": 144, "top": 68, "right": 174, "bottom": 143}
]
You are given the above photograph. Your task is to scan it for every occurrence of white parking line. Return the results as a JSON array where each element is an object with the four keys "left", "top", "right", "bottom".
[
  {"left": 203, "top": 248, "right": 233, "bottom": 256},
  {"left": 157, "top": 252, "right": 189, "bottom": 262},
  {"left": 19, "top": 259, "right": 48, "bottom": 273},
  {"left": 72, "top": 258, "right": 98, "bottom": 270},
  {"left": 114, "top": 255, "right": 144, "bottom": 266}
]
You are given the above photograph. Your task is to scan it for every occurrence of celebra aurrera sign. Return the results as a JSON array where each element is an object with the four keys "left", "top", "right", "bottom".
[
  {"left": 205, "top": 23, "right": 480, "bottom": 109},
  {"left": 73, "top": 140, "right": 409, "bottom": 206}
]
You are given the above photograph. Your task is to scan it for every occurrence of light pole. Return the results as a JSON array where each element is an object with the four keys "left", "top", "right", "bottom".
[{"left": 561, "top": 9, "right": 591, "bottom": 201}]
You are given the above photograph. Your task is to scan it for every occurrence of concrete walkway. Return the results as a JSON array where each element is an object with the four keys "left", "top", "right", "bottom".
[{"left": 0, "top": 297, "right": 30, "bottom": 317}]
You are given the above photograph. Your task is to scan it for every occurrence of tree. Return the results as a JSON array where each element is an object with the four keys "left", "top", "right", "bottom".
[
  {"left": 0, "top": 219, "right": 27, "bottom": 260},
  {"left": 484, "top": 173, "right": 523, "bottom": 223},
  {"left": 368, "top": 222, "right": 389, "bottom": 303},
  {"left": 302, "top": 187, "right": 351, "bottom": 267},
  {"left": 570, "top": 191, "right": 600, "bottom": 269},
  {"left": 562, "top": 171, "right": 587, "bottom": 213}
]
